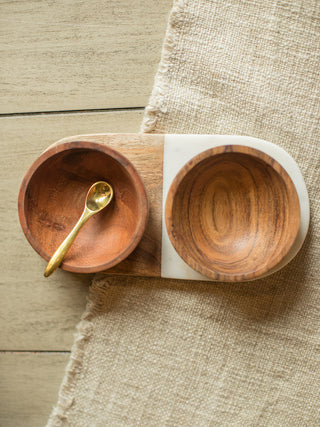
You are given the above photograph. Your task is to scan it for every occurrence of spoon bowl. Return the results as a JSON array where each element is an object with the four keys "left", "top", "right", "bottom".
[{"left": 86, "top": 181, "right": 114, "bottom": 212}]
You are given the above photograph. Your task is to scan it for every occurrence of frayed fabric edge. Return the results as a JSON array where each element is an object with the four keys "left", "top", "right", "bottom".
[
  {"left": 140, "top": 0, "right": 187, "bottom": 133},
  {"left": 46, "top": 276, "right": 113, "bottom": 427}
]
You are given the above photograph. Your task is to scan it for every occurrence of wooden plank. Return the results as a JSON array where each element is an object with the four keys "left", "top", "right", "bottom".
[
  {"left": 52, "top": 133, "right": 164, "bottom": 277},
  {"left": 0, "top": 0, "right": 171, "bottom": 113},
  {"left": 0, "top": 352, "right": 69, "bottom": 427},
  {"left": 0, "top": 110, "right": 143, "bottom": 351}
]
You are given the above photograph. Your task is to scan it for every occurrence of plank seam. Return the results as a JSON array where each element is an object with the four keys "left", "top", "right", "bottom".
[
  {"left": 0, "top": 106, "right": 145, "bottom": 118},
  {"left": 0, "top": 350, "right": 71, "bottom": 354}
]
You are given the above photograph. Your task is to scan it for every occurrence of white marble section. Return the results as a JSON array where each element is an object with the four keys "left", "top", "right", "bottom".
[{"left": 161, "top": 134, "right": 310, "bottom": 281}]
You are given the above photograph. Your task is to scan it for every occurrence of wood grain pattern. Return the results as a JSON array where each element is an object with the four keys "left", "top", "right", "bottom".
[
  {"left": 0, "top": 0, "right": 171, "bottom": 113},
  {"left": 0, "top": 352, "right": 69, "bottom": 427},
  {"left": 0, "top": 111, "right": 143, "bottom": 351},
  {"left": 165, "top": 145, "right": 301, "bottom": 282},
  {"left": 54, "top": 134, "right": 165, "bottom": 277},
  {"left": 19, "top": 140, "right": 148, "bottom": 273}
]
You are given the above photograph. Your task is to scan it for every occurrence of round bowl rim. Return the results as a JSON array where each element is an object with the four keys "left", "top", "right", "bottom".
[
  {"left": 165, "top": 144, "right": 301, "bottom": 282},
  {"left": 18, "top": 140, "right": 148, "bottom": 273}
]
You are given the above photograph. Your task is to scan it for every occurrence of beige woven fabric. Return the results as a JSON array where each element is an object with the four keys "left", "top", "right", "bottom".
[{"left": 48, "top": 0, "right": 320, "bottom": 425}]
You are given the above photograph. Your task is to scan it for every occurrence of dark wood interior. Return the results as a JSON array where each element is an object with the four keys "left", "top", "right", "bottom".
[{"left": 19, "top": 141, "right": 148, "bottom": 273}]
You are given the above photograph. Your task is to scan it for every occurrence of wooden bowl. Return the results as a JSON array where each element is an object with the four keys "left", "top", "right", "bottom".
[
  {"left": 165, "top": 145, "right": 300, "bottom": 282},
  {"left": 18, "top": 141, "right": 148, "bottom": 274}
]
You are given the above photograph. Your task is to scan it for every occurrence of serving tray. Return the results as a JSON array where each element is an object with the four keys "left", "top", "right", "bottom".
[{"left": 51, "top": 133, "right": 309, "bottom": 281}]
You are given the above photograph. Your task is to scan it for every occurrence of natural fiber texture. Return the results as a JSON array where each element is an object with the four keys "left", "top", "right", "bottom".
[{"left": 48, "top": 0, "right": 320, "bottom": 425}]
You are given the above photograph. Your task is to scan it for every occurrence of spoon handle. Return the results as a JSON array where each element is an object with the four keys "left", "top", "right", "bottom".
[{"left": 44, "top": 208, "right": 92, "bottom": 277}]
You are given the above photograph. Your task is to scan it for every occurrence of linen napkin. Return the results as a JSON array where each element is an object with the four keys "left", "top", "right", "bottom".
[{"left": 48, "top": 0, "right": 320, "bottom": 425}]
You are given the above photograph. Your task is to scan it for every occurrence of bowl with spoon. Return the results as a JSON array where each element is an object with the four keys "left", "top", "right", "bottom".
[{"left": 18, "top": 141, "right": 148, "bottom": 274}]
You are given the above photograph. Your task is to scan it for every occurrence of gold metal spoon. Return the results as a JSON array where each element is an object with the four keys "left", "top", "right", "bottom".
[{"left": 44, "top": 181, "right": 113, "bottom": 277}]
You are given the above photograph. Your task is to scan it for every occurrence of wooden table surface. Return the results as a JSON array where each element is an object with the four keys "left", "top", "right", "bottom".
[{"left": 0, "top": 1, "right": 171, "bottom": 425}]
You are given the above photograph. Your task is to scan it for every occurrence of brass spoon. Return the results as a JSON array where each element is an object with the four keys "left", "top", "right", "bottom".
[{"left": 44, "top": 181, "right": 113, "bottom": 277}]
